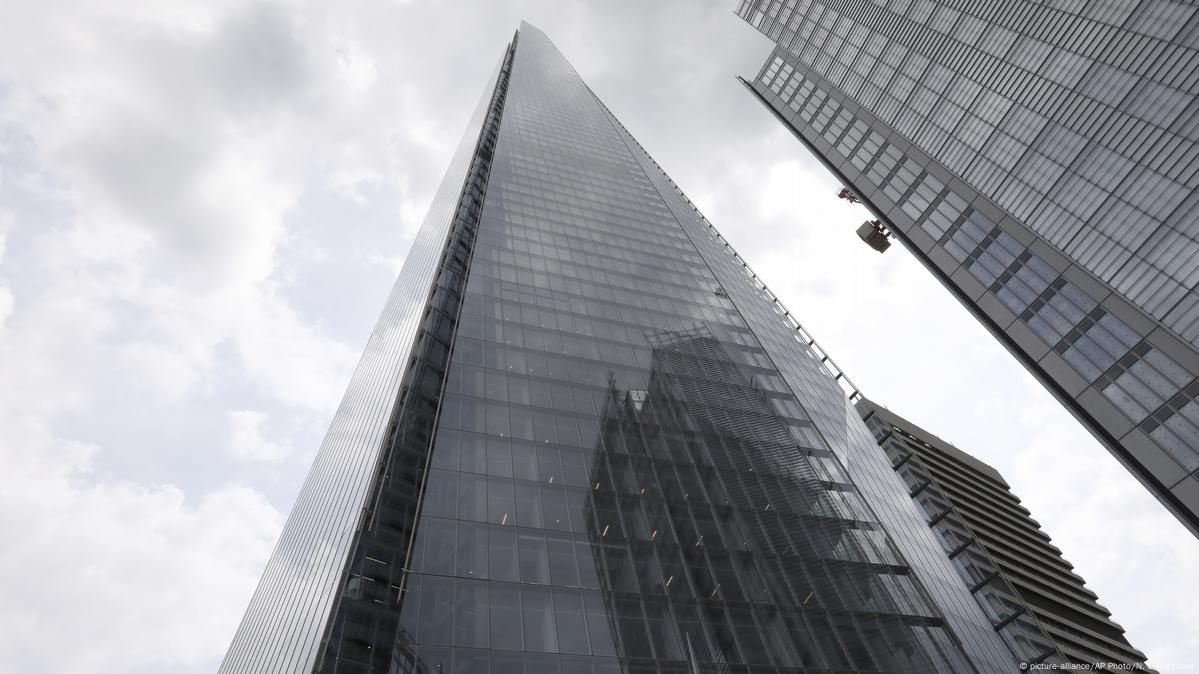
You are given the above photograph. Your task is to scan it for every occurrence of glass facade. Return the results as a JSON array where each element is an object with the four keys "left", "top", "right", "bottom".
[
  {"left": 219, "top": 47, "right": 509, "bottom": 674},
  {"left": 223, "top": 21, "right": 1016, "bottom": 674},
  {"left": 737, "top": 0, "right": 1199, "bottom": 537}
]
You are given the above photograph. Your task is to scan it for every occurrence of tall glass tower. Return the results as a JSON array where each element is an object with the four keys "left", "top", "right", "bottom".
[
  {"left": 736, "top": 0, "right": 1199, "bottom": 537},
  {"left": 221, "top": 22, "right": 1017, "bottom": 674}
]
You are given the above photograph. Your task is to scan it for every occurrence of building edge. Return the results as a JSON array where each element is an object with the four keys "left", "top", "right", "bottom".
[
  {"left": 579, "top": 62, "right": 1016, "bottom": 671},
  {"left": 856, "top": 397, "right": 1153, "bottom": 668},
  {"left": 218, "top": 38, "right": 515, "bottom": 674},
  {"left": 737, "top": 71, "right": 1199, "bottom": 539}
]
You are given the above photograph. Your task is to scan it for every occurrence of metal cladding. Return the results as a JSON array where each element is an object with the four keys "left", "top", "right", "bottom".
[{"left": 737, "top": 0, "right": 1199, "bottom": 537}]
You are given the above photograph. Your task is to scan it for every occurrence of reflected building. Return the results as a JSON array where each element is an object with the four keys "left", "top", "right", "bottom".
[
  {"left": 735, "top": 0, "right": 1199, "bottom": 536},
  {"left": 222, "top": 22, "right": 1018, "bottom": 674},
  {"left": 583, "top": 326, "right": 976, "bottom": 670},
  {"left": 858, "top": 399, "right": 1151, "bottom": 669}
]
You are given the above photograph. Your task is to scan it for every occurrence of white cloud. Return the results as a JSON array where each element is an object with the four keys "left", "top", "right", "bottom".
[
  {"left": 0, "top": 287, "right": 11, "bottom": 332},
  {"left": 756, "top": 158, "right": 808, "bottom": 221},
  {"left": 0, "top": 418, "right": 281, "bottom": 674},
  {"left": 0, "top": 2, "right": 370, "bottom": 671},
  {"left": 0, "top": 0, "right": 1194, "bottom": 672},
  {"left": 229, "top": 410, "right": 292, "bottom": 463},
  {"left": 329, "top": 166, "right": 384, "bottom": 205},
  {"left": 0, "top": 215, "right": 10, "bottom": 259},
  {"left": 0, "top": 215, "right": 10, "bottom": 331},
  {"left": 230, "top": 287, "right": 361, "bottom": 412},
  {"left": 367, "top": 252, "right": 405, "bottom": 277},
  {"left": 334, "top": 40, "right": 379, "bottom": 97}
]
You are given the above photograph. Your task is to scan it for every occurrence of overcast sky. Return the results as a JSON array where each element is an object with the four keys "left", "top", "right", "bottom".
[{"left": 0, "top": 1, "right": 1195, "bottom": 673}]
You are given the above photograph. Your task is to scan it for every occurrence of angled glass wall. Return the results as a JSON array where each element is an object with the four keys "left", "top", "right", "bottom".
[
  {"left": 219, "top": 41, "right": 511, "bottom": 674},
  {"left": 225, "top": 21, "right": 1014, "bottom": 674}
]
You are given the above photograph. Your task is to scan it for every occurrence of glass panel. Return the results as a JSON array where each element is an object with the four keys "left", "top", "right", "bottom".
[
  {"left": 301, "top": 25, "right": 989, "bottom": 674},
  {"left": 518, "top": 532, "right": 550, "bottom": 584},
  {"left": 490, "top": 585, "right": 523, "bottom": 651},
  {"left": 454, "top": 580, "right": 490, "bottom": 648},
  {"left": 456, "top": 522, "right": 489, "bottom": 580},
  {"left": 999, "top": 611, "right": 1057, "bottom": 662},
  {"left": 974, "top": 576, "right": 1025, "bottom": 624},
  {"left": 489, "top": 527, "right": 519, "bottom": 583},
  {"left": 419, "top": 577, "right": 456, "bottom": 646},
  {"left": 522, "top": 587, "right": 558, "bottom": 653},
  {"left": 554, "top": 589, "right": 592, "bottom": 655}
]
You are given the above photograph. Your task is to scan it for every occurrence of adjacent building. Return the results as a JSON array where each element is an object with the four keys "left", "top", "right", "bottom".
[
  {"left": 736, "top": 0, "right": 1199, "bottom": 536},
  {"left": 221, "top": 22, "right": 1025, "bottom": 674},
  {"left": 858, "top": 398, "right": 1151, "bottom": 668}
]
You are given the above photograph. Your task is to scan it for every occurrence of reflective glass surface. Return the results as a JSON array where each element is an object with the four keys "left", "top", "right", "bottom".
[
  {"left": 737, "top": 0, "right": 1199, "bottom": 536},
  {"left": 223, "top": 19, "right": 1024, "bottom": 674},
  {"left": 606, "top": 63, "right": 1016, "bottom": 674},
  {"left": 219, "top": 54, "right": 508, "bottom": 674},
  {"left": 739, "top": 0, "right": 1199, "bottom": 341},
  {"left": 316, "top": 22, "right": 986, "bottom": 674}
]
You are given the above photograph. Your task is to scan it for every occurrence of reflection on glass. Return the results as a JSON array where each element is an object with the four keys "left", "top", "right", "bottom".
[{"left": 312, "top": 24, "right": 977, "bottom": 674}]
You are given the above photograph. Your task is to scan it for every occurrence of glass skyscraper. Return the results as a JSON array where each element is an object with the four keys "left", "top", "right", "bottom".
[
  {"left": 221, "top": 22, "right": 1021, "bottom": 674},
  {"left": 858, "top": 398, "right": 1150, "bottom": 668},
  {"left": 736, "top": 0, "right": 1199, "bottom": 537}
]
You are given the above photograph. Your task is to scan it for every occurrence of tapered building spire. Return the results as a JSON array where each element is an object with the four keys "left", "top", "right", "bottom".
[{"left": 222, "top": 23, "right": 1018, "bottom": 673}]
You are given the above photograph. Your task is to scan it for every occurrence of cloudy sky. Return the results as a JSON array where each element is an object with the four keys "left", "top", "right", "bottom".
[{"left": 0, "top": 1, "right": 1195, "bottom": 672}]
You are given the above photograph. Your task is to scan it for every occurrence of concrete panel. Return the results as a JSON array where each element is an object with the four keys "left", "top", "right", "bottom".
[
  {"left": 1077, "top": 387, "right": 1135, "bottom": 439},
  {"left": 924, "top": 160, "right": 952, "bottom": 185},
  {"left": 1146, "top": 327, "right": 1199, "bottom": 375},
  {"left": 1170, "top": 475, "right": 1199, "bottom": 514},
  {"left": 1008, "top": 318, "right": 1051, "bottom": 360},
  {"left": 1040, "top": 351, "right": 1090, "bottom": 397},
  {"left": 978, "top": 292, "right": 1017, "bottom": 330},
  {"left": 928, "top": 245, "right": 960, "bottom": 277},
  {"left": 1062, "top": 265, "right": 1112, "bottom": 303},
  {"left": 812, "top": 134, "right": 834, "bottom": 156},
  {"left": 889, "top": 207, "right": 916, "bottom": 230},
  {"left": 872, "top": 191, "right": 897, "bottom": 213},
  {"left": 1120, "top": 428, "right": 1188, "bottom": 487},
  {"left": 907, "top": 151, "right": 934, "bottom": 171},
  {"left": 971, "top": 196, "right": 1006, "bottom": 225},
  {"left": 1029, "top": 239, "right": 1069, "bottom": 272},
  {"left": 1000, "top": 216, "right": 1036, "bottom": 246},
  {"left": 888, "top": 132, "right": 914, "bottom": 155},
  {"left": 842, "top": 164, "right": 864, "bottom": 185},
  {"left": 906, "top": 225, "right": 937, "bottom": 254},
  {"left": 948, "top": 177, "right": 972, "bottom": 199},
  {"left": 951, "top": 266, "right": 989, "bottom": 301},
  {"left": 1100, "top": 294, "right": 1157, "bottom": 336}
]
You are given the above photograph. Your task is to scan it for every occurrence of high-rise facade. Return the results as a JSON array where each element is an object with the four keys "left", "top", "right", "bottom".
[
  {"left": 222, "top": 22, "right": 1020, "bottom": 674},
  {"left": 736, "top": 0, "right": 1199, "bottom": 537},
  {"left": 858, "top": 398, "right": 1151, "bottom": 668}
]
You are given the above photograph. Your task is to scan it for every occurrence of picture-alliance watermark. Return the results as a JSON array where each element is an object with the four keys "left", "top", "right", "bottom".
[{"left": 1019, "top": 663, "right": 1194, "bottom": 671}]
